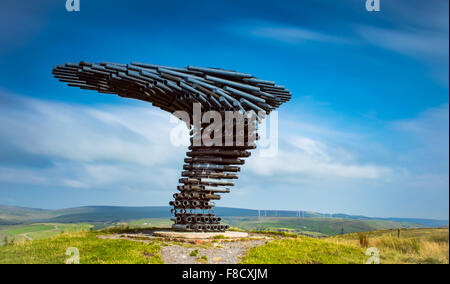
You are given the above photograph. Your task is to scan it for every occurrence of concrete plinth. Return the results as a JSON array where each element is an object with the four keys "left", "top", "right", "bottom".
[{"left": 153, "top": 231, "right": 248, "bottom": 240}]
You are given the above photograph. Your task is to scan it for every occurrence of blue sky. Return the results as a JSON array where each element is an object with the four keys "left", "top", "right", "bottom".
[{"left": 0, "top": 0, "right": 448, "bottom": 219}]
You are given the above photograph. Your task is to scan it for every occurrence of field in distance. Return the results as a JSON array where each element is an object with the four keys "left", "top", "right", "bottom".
[
  {"left": 0, "top": 223, "right": 92, "bottom": 246},
  {"left": 222, "top": 216, "right": 423, "bottom": 236}
]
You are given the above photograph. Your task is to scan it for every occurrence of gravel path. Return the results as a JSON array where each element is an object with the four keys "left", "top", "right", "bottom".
[{"left": 161, "top": 239, "right": 267, "bottom": 264}]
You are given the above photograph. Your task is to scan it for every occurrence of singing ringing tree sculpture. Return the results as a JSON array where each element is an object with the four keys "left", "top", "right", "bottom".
[{"left": 52, "top": 61, "right": 291, "bottom": 232}]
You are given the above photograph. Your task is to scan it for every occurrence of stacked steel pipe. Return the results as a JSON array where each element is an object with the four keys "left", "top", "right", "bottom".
[{"left": 52, "top": 61, "right": 291, "bottom": 232}]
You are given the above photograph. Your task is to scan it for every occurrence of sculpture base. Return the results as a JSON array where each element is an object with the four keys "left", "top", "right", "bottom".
[{"left": 153, "top": 230, "right": 248, "bottom": 240}]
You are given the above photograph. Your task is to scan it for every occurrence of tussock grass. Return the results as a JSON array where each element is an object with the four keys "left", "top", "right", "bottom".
[
  {"left": 0, "top": 231, "right": 163, "bottom": 264},
  {"left": 378, "top": 238, "right": 420, "bottom": 254},
  {"left": 426, "top": 231, "right": 449, "bottom": 244},
  {"left": 328, "top": 228, "right": 449, "bottom": 264},
  {"left": 358, "top": 233, "right": 369, "bottom": 248},
  {"left": 243, "top": 228, "right": 448, "bottom": 264}
]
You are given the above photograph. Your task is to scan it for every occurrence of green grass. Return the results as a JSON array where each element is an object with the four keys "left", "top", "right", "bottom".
[
  {"left": 0, "top": 231, "right": 163, "bottom": 264},
  {"left": 1, "top": 224, "right": 55, "bottom": 236},
  {"left": 0, "top": 223, "right": 93, "bottom": 245},
  {"left": 241, "top": 236, "right": 365, "bottom": 264},
  {"left": 189, "top": 249, "right": 199, "bottom": 257},
  {"left": 213, "top": 235, "right": 227, "bottom": 239}
]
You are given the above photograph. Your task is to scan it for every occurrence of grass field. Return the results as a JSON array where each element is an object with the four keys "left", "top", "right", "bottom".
[
  {"left": 0, "top": 231, "right": 162, "bottom": 264},
  {"left": 328, "top": 228, "right": 449, "bottom": 264},
  {"left": 222, "top": 216, "right": 420, "bottom": 236},
  {"left": 240, "top": 228, "right": 449, "bottom": 264}
]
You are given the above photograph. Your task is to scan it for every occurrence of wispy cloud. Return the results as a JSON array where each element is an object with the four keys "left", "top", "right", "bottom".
[
  {"left": 227, "top": 3, "right": 448, "bottom": 84},
  {"left": 0, "top": 92, "right": 185, "bottom": 191},
  {"left": 227, "top": 20, "right": 351, "bottom": 45},
  {"left": 355, "top": 25, "right": 449, "bottom": 84},
  {"left": 356, "top": 26, "right": 449, "bottom": 58}
]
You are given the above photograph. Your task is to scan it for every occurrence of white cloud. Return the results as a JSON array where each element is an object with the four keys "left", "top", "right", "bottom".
[
  {"left": 0, "top": 167, "right": 48, "bottom": 185},
  {"left": 0, "top": 93, "right": 186, "bottom": 191},
  {"left": 354, "top": 20, "right": 448, "bottom": 85},
  {"left": 228, "top": 17, "right": 448, "bottom": 84},
  {"left": 248, "top": 142, "right": 391, "bottom": 181},
  {"left": 8, "top": 99, "right": 180, "bottom": 166},
  {"left": 288, "top": 136, "right": 330, "bottom": 161},
  {"left": 356, "top": 26, "right": 449, "bottom": 59}
]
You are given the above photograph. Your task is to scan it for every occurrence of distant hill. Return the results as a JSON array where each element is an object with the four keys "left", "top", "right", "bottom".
[
  {"left": 0, "top": 205, "right": 448, "bottom": 228},
  {"left": 0, "top": 205, "right": 57, "bottom": 225},
  {"left": 321, "top": 213, "right": 449, "bottom": 228}
]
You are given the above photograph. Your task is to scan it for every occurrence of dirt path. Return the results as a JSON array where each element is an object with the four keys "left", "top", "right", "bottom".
[
  {"left": 22, "top": 233, "right": 33, "bottom": 241},
  {"left": 161, "top": 239, "right": 267, "bottom": 264}
]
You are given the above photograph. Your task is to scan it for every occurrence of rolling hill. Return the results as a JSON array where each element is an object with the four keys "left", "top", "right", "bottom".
[{"left": 0, "top": 205, "right": 447, "bottom": 228}]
